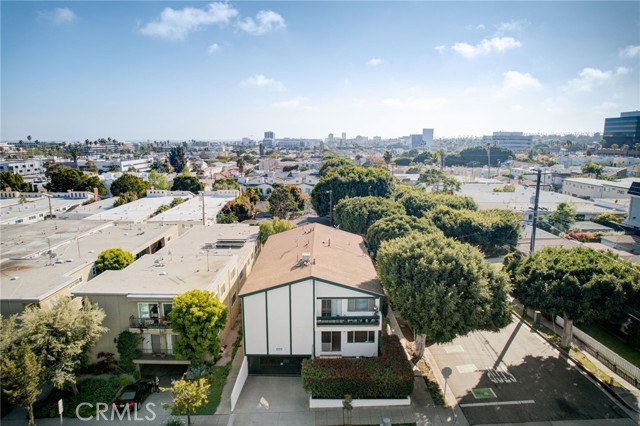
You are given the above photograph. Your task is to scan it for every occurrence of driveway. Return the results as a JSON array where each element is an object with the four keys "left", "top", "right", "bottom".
[{"left": 428, "top": 318, "right": 634, "bottom": 425}]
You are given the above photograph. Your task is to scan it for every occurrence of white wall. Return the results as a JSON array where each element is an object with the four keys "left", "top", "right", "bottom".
[
  {"left": 230, "top": 357, "right": 249, "bottom": 412},
  {"left": 315, "top": 281, "right": 373, "bottom": 299},
  {"left": 290, "top": 280, "right": 314, "bottom": 355},
  {"left": 243, "top": 293, "right": 267, "bottom": 354},
  {"left": 267, "top": 286, "right": 290, "bottom": 355},
  {"left": 314, "top": 328, "right": 379, "bottom": 358}
]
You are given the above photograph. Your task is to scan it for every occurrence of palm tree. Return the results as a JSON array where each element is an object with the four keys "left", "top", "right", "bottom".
[
  {"left": 236, "top": 157, "right": 246, "bottom": 175},
  {"left": 383, "top": 150, "right": 392, "bottom": 169}
]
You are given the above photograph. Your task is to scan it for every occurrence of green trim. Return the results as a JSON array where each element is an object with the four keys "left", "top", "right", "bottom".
[
  {"left": 242, "top": 298, "right": 247, "bottom": 356},
  {"left": 313, "top": 278, "right": 384, "bottom": 297},
  {"left": 317, "top": 296, "right": 376, "bottom": 300},
  {"left": 239, "top": 277, "right": 311, "bottom": 298},
  {"left": 239, "top": 276, "right": 383, "bottom": 298},
  {"left": 265, "top": 291, "right": 269, "bottom": 355},
  {"left": 312, "top": 280, "right": 316, "bottom": 357},
  {"left": 289, "top": 285, "right": 293, "bottom": 355}
]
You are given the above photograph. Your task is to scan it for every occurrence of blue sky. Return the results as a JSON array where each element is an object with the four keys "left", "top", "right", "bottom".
[{"left": 2, "top": 1, "right": 639, "bottom": 141}]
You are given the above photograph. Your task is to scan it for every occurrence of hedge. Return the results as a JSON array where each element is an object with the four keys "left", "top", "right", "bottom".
[
  {"left": 34, "top": 377, "right": 126, "bottom": 418},
  {"left": 301, "top": 334, "right": 414, "bottom": 399}
]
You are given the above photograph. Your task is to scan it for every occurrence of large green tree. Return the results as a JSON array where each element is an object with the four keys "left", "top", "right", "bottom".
[
  {"left": 210, "top": 178, "right": 239, "bottom": 191},
  {"left": 445, "top": 145, "right": 513, "bottom": 167},
  {"left": 147, "top": 170, "right": 170, "bottom": 190},
  {"left": 46, "top": 167, "right": 107, "bottom": 195},
  {"left": 110, "top": 173, "right": 147, "bottom": 197},
  {"left": 168, "top": 146, "right": 187, "bottom": 173},
  {"left": 258, "top": 218, "right": 296, "bottom": 244},
  {"left": 366, "top": 214, "right": 441, "bottom": 255},
  {"left": 311, "top": 165, "right": 395, "bottom": 216},
  {"left": 581, "top": 162, "right": 603, "bottom": 178},
  {"left": 397, "top": 189, "right": 477, "bottom": 217},
  {"left": 506, "top": 247, "right": 640, "bottom": 348},
  {"left": 171, "top": 175, "right": 204, "bottom": 194},
  {"left": 20, "top": 297, "right": 108, "bottom": 394},
  {"left": 95, "top": 248, "right": 134, "bottom": 274},
  {"left": 268, "top": 184, "right": 297, "bottom": 219},
  {"left": 419, "top": 169, "right": 461, "bottom": 193},
  {"left": 549, "top": 202, "right": 576, "bottom": 233},
  {"left": 318, "top": 156, "right": 356, "bottom": 177},
  {"left": 334, "top": 196, "right": 405, "bottom": 235},
  {"left": 170, "top": 289, "right": 227, "bottom": 362},
  {"left": 0, "top": 171, "right": 30, "bottom": 192},
  {"left": 219, "top": 195, "right": 254, "bottom": 222},
  {"left": 377, "top": 232, "right": 512, "bottom": 356},
  {"left": 1, "top": 341, "right": 43, "bottom": 426}
]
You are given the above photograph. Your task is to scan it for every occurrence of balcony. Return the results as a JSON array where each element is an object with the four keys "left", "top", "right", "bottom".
[
  {"left": 133, "top": 348, "right": 189, "bottom": 365},
  {"left": 129, "top": 317, "right": 171, "bottom": 330},
  {"left": 316, "top": 315, "right": 380, "bottom": 326}
]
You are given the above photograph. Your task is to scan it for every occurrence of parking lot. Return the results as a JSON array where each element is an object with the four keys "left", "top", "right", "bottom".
[{"left": 429, "top": 318, "right": 633, "bottom": 425}]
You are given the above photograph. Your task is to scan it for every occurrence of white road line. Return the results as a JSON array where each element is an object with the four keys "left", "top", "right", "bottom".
[{"left": 460, "top": 400, "right": 535, "bottom": 408}]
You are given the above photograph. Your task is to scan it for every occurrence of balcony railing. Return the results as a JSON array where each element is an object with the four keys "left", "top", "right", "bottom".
[
  {"left": 316, "top": 315, "right": 380, "bottom": 326},
  {"left": 135, "top": 348, "right": 176, "bottom": 360},
  {"left": 129, "top": 317, "right": 172, "bottom": 330}
]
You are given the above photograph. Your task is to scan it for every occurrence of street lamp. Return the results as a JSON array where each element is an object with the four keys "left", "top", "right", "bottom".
[{"left": 325, "top": 190, "right": 333, "bottom": 227}]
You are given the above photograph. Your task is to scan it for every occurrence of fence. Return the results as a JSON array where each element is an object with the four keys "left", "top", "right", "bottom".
[{"left": 555, "top": 316, "right": 640, "bottom": 389}]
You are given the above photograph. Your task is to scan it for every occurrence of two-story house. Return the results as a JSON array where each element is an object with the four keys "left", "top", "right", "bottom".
[{"left": 239, "top": 224, "right": 384, "bottom": 375}]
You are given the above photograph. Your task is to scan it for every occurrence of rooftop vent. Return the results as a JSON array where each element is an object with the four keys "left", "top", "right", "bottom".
[{"left": 301, "top": 252, "right": 311, "bottom": 261}]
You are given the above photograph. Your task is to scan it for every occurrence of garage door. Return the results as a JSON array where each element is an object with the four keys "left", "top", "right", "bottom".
[{"left": 247, "top": 356, "right": 309, "bottom": 375}]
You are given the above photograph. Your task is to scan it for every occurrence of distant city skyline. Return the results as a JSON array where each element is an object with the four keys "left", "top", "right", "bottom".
[{"left": 1, "top": 1, "right": 639, "bottom": 141}]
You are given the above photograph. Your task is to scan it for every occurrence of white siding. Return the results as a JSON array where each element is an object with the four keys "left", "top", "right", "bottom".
[
  {"left": 267, "top": 286, "right": 290, "bottom": 355},
  {"left": 291, "top": 280, "right": 313, "bottom": 355},
  {"left": 315, "top": 280, "right": 375, "bottom": 299},
  {"left": 243, "top": 293, "right": 267, "bottom": 354}
]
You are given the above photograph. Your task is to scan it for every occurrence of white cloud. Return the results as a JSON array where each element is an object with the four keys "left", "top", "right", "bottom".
[
  {"left": 451, "top": 37, "right": 521, "bottom": 59},
  {"left": 271, "top": 97, "right": 313, "bottom": 109},
  {"left": 566, "top": 67, "right": 630, "bottom": 92},
  {"left": 368, "top": 58, "right": 382, "bottom": 66},
  {"left": 38, "top": 7, "right": 76, "bottom": 25},
  {"left": 464, "top": 24, "right": 486, "bottom": 30},
  {"left": 502, "top": 71, "right": 541, "bottom": 91},
  {"left": 380, "top": 97, "right": 446, "bottom": 111},
  {"left": 207, "top": 43, "right": 220, "bottom": 53},
  {"left": 510, "top": 104, "right": 524, "bottom": 110},
  {"left": 594, "top": 101, "right": 620, "bottom": 111},
  {"left": 619, "top": 45, "right": 640, "bottom": 58},
  {"left": 237, "top": 10, "right": 285, "bottom": 35},
  {"left": 494, "top": 20, "right": 527, "bottom": 35},
  {"left": 434, "top": 45, "right": 446, "bottom": 54},
  {"left": 140, "top": 3, "right": 238, "bottom": 40},
  {"left": 241, "top": 74, "right": 285, "bottom": 91}
]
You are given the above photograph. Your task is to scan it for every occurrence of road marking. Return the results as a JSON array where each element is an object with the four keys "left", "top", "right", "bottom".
[
  {"left": 456, "top": 364, "right": 477, "bottom": 373},
  {"left": 471, "top": 388, "right": 496, "bottom": 399},
  {"left": 486, "top": 365, "right": 517, "bottom": 383},
  {"left": 444, "top": 345, "right": 464, "bottom": 353},
  {"left": 460, "top": 400, "right": 535, "bottom": 408}
]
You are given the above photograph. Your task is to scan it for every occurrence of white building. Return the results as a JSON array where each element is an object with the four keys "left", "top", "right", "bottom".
[
  {"left": 422, "top": 128, "right": 434, "bottom": 148},
  {"left": 0, "top": 159, "right": 45, "bottom": 177},
  {"left": 483, "top": 132, "right": 533, "bottom": 152},
  {"left": 626, "top": 182, "right": 640, "bottom": 230},
  {"left": 0, "top": 191, "right": 95, "bottom": 225},
  {"left": 562, "top": 177, "right": 639, "bottom": 200},
  {"left": 240, "top": 224, "right": 384, "bottom": 375}
]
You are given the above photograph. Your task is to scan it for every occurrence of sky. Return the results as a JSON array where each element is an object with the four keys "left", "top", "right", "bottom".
[{"left": 1, "top": 1, "right": 639, "bottom": 141}]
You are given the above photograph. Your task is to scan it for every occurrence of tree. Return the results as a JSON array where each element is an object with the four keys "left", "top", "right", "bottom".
[
  {"left": 506, "top": 247, "right": 640, "bottom": 348},
  {"left": 413, "top": 151, "right": 433, "bottom": 164},
  {"left": 582, "top": 162, "right": 603, "bottom": 178},
  {"left": 170, "top": 289, "right": 227, "bottom": 362},
  {"left": 419, "top": 168, "right": 460, "bottom": 193},
  {"left": 311, "top": 165, "right": 395, "bottom": 216},
  {"left": 366, "top": 214, "right": 441, "bottom": 255},
  {"left": 549, "top": 202, "right": 576, "bottom": 233},
  {"left": 258, "top": 218, "right": 297, "bottom": 244},
  {"left": 268, "top": 184, "right": 297, "bottom": 219},
  {"left": 0, "top": 171, "right": 29, "bottom": 192},
  {"left": 113, "top": 191, "right": 139, "bottom": 207},
  {"left": 95, "top": 248, "right": 134, "bottom": 274},
  {"left": 147, "top": 170, "right": 169, "bottom": 190},
  {"left": 46, "top": 167, "right": 107, "bottom": 195},
  {"left": 318, "top": 156, "right": 356, "bottom": 177},
  {"left": 334, "top": 196, "right": 405, "bottom": 235},
  {"left": 65, "top": 145, "right": 81, "bottom": 169},
  {"left": 1, "top": 342, "right": 43, "bottom": 426},
  {"left": 236, "top": 157, "right": 246, "bottom": 175},
  {"left": 171, "top": 175, "right": 204, "bottom": 194},
  {"left": 161, "top": 378, "right": 210, "bottom": 426},
  {"left": 115, "top": 331, "right": 140, "bottom": 373},
  {"left": 169, "top": 146, "right": 187, "bottom": 173},
  {"left": 445, "top": 146, "right": 513, "bottom": 167},
  {"left": 20, "top": 297, "right": 108, "bottom": 394},
  {"left": 219, "top": 195, "right": 254, "bottom": 222},
  {"left": 210, "top": 178, "right": 239, "bottom": 191},
  {"left": 245, "top": 187, "right": 261, "bottom": 204},
  {"left": 84, "top": 159, "right": 99, "bottom": 174},
  {"left": 383, "top": 151, "right": 392, "bottom": 168},
  {"left": 150, "top": 158, "right": 174, "bottom": 174},
  {"left": 592, "top": 212, "right": 622, "bottom": 225},
  {"left": 377, "top": 232, "right": 511, "bottom": 356},
  {"left": 110, "top": 173, "right": 147, "bottom": 197},
  {"left": 397, "top": 189, "right": 477, "bottom": 217}
]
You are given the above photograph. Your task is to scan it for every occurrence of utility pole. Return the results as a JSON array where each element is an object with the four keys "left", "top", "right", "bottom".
[
  {"left": 529, "top": 169, "right": 542, "bottom": 254},
  {"left": 486, "top": 144, "right": 492, "bottom": 179},
  {"left": 325, "top": 190, "right": 333, "bottom": 227}
]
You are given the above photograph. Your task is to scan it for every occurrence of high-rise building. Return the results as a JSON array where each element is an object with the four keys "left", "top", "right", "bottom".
[
  {"left": 483, "top": 131, "right": 532, "bottom": 152},
  {"left": 410, "top": 134, "right": 423, "bottom": 148},
  {"left": 341, "top": 132, "right": 346, "bottom": 140},
  {"left": 263, "top": 131, "right": 275, "bottom": 148},
  {"left": 422, "top": 128, "right": 434, "bottom": 147},
  {"left": 603, "top": 111, "right": 640, "bottom": 148}
]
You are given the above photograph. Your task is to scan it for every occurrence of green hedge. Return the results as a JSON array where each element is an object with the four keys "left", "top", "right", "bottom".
[
  {"left": 301, "top": 334, "right": 413, "bottom": 399},
  {"left": 34, "top": 377, "right": 126, "bottom": 418}
]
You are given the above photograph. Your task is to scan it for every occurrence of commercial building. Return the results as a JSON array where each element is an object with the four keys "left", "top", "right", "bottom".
[
  {"left": 409, "top": 134, "right": 423, "bottom": 149},
  {"left": 0, "top": 159, "right": 45, "bottom": 177},
  {"left": 483, "top": 132, "right": 533, "bottom": 152},
  {"left": 240, "top": 224, "right": 384, "bottom": 375},
  {"left": 0, "top": 191, "right": 95, "bottom": 225},
  {"left": 147, "top": 190, "right": 238, "bottom": 227},
  {"left": 73, "top": 224, "right": 259, "bottom": 364},
  {"left": 602, "top": 111, "right": 640, "bottom": 148},
  {"left": 422, "top": 128, "right": 434, "bottom": 148},
  {"left": 562, "top": 177, "right": 639, "bottom": 201},
  {"left": 626, "top": 182, "right": 640, "bottom": 230},
  {"left": 82, "top": 190, "right": 194, "bottom": 223}
]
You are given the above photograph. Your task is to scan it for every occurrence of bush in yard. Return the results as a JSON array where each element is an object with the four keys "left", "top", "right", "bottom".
[
  {"left": 33, "top": 377, "right": 124, "bottom": 418},
  {"left": 301, "top": 334, "right": 413, "bottom": 399}
]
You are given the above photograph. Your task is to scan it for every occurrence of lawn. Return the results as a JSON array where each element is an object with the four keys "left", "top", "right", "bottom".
[
  {"left": 193, "top": 364, "right": 232, "bottom": 415},
  {"left": 578, "top": 323, "right": 640, "bottom": 369}
]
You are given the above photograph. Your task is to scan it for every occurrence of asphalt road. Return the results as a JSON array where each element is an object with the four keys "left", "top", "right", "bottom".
[{"left": 429, "top": 318, "right": 632, "bottom": 425}]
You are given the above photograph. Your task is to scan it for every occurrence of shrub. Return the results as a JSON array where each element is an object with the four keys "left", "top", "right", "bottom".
[
  {"left": 116, "top": 331, "right": 140, "bottom": 373},
  {"left": 165, "top": 417, "right": 186, "bottom": 426},
  {"left": 301, "top": 334, "right": 413, "bottom": 399},
  {"left": 34, "top": 377, "right": 123, "bottom": 418},
  {"left": 626, "top": 322, "right": 640, "bottom": 349}
]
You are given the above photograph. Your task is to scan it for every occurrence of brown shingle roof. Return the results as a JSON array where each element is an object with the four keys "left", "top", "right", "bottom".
[{"left": 240, "top": 224, "right": 383, "bottom": 296}]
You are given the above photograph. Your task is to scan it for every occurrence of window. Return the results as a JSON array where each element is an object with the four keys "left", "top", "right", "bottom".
[
  {"left": 321, "top": 331, "right": 341, "bottom": 352},
  {"left": 162, "top": 303, "right": 173, "bottom": 318},
  {"left": 321, "top": 299, "right": 332, "bottom": 316},
  {"left": 348, "top": 298, "right": 375, "bottom": 312},
  {"left": 138, "top": 303, "right": 159, "bottom": 319},
  {"left": 230, "top": 267, "right": 236, "bottom": 281},
  {"left": 320, "top": 299, "right": 341, "bottom": 316},
  {"left": 231, "top": 292, "right": 237, "bottom": 306},
  {"left": 220, "top": 283, "right": 226, "bottom": 296},
  {"left": 347, "top": 331, "right": 375, "bottom": 343}
]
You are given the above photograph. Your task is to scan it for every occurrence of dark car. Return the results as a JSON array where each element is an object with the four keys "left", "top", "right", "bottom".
[{"left": 112, "top": 382, "right": 152, "bottom": 412}]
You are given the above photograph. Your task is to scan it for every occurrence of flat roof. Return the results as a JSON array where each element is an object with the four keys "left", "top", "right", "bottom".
[
  {"left": 0, "top": 197, "right": 87, "bottom": 224},
  {"left": 83, "top": 196, "right": 191, "bottom": 223},
  {"left": 73, "top": 224, "right": 258, "bottom": 296},
  {"left": 0, "top": 222, "right": 177, "bottom": 302},
  {"left": 148, "top": 194, "right": 235, "bottom": 223},
  {"left": 58, "top": 197, "right": 119, "bottom": 220},
  {"left": 240, "top": 224, "right": 383, "bottom": 296}
]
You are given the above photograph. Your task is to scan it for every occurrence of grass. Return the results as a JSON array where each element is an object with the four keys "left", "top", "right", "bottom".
[
  {"left": 415, "top": 359, "right": 446, "bottom": 406},
  {"left": 193, "top": 364, "right": 232, "bottom": 415},
  {"left": 578, "top": 322, "right": 640, "bottom": 369}
]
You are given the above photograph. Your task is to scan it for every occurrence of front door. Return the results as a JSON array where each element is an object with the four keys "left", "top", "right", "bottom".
[{"left": 142, "top": 334, "right": 152, "bottom": 353}]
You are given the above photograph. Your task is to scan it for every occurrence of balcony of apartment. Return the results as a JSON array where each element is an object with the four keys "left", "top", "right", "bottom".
[
  {"left": 132, "top": 348, "right": 190, "bottom": 365},
  {"left": 316, "top": 315, "right": 380, "bottom": 326},
  {"left": 128, "top": 317, "right": 173, "bottom": 334}
]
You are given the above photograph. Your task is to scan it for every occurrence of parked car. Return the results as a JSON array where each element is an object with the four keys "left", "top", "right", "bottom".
[{"left": 112, "top": 382, "right": 152, "bottom": 412}]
